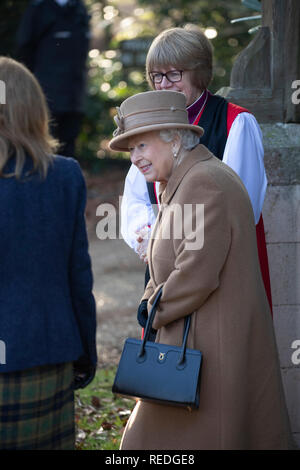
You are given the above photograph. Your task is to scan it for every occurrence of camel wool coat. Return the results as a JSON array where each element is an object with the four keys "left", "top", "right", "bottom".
[{"left": 120, "top": 145, "right": 293, "bottom": 450}]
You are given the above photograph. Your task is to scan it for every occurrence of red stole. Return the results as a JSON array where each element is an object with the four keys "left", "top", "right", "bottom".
[
  {"left": 227, "top": 103, "right": 273, "bottom": 315},
  {"left": 187, "top": 100, "right": 273, "bottom": 315}
]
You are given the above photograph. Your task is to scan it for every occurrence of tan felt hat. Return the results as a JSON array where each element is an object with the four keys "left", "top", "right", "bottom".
[{"left": 109, "top": 90, "right": 204, "bottom": 151}]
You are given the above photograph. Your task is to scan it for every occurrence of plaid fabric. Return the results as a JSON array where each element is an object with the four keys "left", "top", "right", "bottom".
[{"left": 0, "top": 362, "right": 74, "bottom": 450}]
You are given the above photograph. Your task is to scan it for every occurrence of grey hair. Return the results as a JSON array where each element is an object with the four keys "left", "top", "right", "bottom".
[
  {"left": 159, "top": 128, "right": 201, "bottom": 150},
  {"left": 159, "top": 129, "right": 200, "bottom": 166}
]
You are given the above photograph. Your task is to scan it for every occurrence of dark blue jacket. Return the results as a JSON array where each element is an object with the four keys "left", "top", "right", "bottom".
[{"left": 0, "top": 155, "right": 97, "bottom": 372}]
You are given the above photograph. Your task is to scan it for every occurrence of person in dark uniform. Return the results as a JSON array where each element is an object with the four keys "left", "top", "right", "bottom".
[{"left": 16, "top": 0, "right": 90, "bottom": 157}]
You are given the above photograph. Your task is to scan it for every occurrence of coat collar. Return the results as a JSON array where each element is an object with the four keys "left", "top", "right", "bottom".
[{"left": 160, "top": 144, "right": 213, "bottom": 205}]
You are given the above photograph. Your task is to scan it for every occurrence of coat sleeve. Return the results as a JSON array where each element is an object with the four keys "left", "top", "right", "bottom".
[
  {"left": 15, "top": 3, "right": 39, "bottom": 70},
  {"left": 16, "top": 1, "right": 58, "bottom": 71},
  {"left": 142, "top": 277, "right": 156, "bottom": 302},
  {"left": 69, "top": 163, "right": 97, "bottom": 365},
  {"left": 149, "top": 174, "right": 232, "bottom": 331}
]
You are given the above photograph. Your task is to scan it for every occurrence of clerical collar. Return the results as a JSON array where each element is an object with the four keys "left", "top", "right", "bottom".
[{"left": 187, "top": 89, "right": 210, "bottom": 124}]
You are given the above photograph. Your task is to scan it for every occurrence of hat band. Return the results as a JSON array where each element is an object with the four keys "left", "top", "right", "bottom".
[{"left": 124, "top": 108, "right": 188, "bottom": 133}]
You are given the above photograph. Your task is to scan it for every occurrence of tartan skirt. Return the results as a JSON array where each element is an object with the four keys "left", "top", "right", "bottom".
[{"left": 0, "top": 362, "right": 75, "bottom": 450}]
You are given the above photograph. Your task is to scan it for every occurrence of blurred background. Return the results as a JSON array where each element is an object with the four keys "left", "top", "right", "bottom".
[{"left": 0, "top": 0, "right": 260, "bottom": 172}]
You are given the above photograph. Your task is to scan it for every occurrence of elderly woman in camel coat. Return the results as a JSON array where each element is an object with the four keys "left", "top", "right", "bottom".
[{"left": 109, "top": 90, "right": 293, "bottom": 450}]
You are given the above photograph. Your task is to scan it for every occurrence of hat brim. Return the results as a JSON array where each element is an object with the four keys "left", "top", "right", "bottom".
[{"left": 109, "top": 123, "right": 204, "bottom": 151}]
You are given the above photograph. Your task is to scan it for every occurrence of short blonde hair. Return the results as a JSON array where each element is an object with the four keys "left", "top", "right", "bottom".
[
  {"left": 146, "top": 24, "right": 213, "bottom": 91},
  {"left": 0, "top": 57, "right": 58, "bottom": 179}
]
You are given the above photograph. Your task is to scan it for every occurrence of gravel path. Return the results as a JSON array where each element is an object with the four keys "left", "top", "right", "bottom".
[
  {"left": 85, "top": 167, "right": 145, "bottom": 367},
  {"left": 90, "top": 237, "right": 144, "bottom": 367}
]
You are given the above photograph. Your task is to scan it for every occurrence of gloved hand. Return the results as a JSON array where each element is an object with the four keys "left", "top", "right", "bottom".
[
  {"left": 137, "top": 299, "right": 157, "bottom": 341},
  {"left": 135, "top": 225, "right": 151, "bottom": 263},
  {"left": 73, "top": 356, "right": 96, "bottom": 390},
  {"left": 137, "top": 299, "right": 148, "bottom": 327}
]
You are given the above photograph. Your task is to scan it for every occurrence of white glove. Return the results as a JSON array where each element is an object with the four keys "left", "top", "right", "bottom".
[{"left": 135, "top": 225, "right": 151, "bottom": 263}]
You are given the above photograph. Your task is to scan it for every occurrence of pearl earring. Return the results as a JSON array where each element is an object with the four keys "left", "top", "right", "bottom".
[{"left": 173, "top": 148, "right": 178, "bottom": 158}]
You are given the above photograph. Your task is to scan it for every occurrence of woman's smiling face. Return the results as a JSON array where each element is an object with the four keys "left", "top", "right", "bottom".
[
  {"left": 151, "top": 68, "right": 201, "bottom": 106},
  {"left": 128, "top": 131, "right": 175, "bottom": 183}
]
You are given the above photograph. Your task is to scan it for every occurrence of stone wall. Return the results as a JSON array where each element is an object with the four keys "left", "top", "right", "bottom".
[{"left": 261, "top": 123, "right": 300, "bottom": 447}]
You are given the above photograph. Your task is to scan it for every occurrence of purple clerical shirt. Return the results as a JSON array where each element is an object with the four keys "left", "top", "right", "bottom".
[{"left": 187, "top": 89, "right": 210, "bottom": 124}]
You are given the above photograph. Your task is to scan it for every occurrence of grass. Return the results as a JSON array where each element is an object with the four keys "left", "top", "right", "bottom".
[{"left": 75, "top": 366, "right": 135, "bottom": 450}]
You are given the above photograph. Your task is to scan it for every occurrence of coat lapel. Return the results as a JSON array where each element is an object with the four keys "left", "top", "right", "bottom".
[{"left": 147, "top": 144, "right": 213, "bottom": 288}]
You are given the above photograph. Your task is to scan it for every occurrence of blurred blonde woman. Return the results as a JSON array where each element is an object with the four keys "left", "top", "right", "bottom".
[{"left": 0, "top": 57, "right": 97, "bottom": 450}]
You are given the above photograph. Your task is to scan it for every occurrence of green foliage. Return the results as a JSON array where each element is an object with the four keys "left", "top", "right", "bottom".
[
  {"left": 0, "top": 0, "right": 259, "bottom": 170},
  {"left": 76, "top": 48, "right": 149, "bottom": 171},
  {"left": 75, "top": 366, "right": 135, "bottom": 450},
  {"left": 76, "top": 0, "right": 258, "bottom": 169},
  {"left": 136, "top": 0, "right": 256, "bottom": 92}
]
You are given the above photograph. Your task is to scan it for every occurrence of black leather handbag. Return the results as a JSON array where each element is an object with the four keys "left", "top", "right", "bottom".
[{"left": 112, "top": 287, "right": 203, "bottom": 409}]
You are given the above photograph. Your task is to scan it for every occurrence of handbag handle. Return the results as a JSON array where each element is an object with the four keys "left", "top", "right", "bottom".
[{"left": 138, "top": 286, "right": 191, "bottom": 366}]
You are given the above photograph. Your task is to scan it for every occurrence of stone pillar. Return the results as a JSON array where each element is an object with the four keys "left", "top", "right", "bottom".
[
  {"left": 218, "top": 0, "right": 300, "bottom": 446},
  {"left": 261, "top": 123, "right": 300, "bottom": 447}
]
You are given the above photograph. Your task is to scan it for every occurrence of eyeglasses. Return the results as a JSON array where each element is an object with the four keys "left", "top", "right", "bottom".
[{"left": 149, "top": 70, "right": 183, "bottom": 84}]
